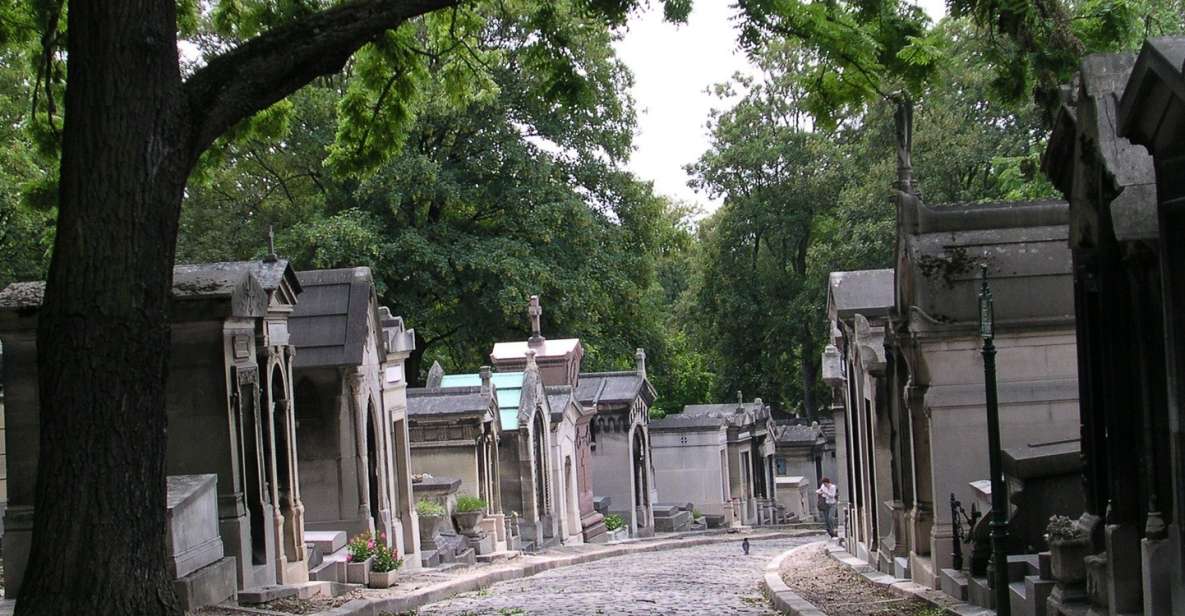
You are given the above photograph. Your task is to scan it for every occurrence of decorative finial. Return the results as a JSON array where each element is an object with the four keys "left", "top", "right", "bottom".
[
  {"left": 480, "top": 365, "right": 492, "bottom": 394},
  {"left": 525, "top": 349, "right": 537, "bottom": 369},
  {"left": 635, "top": 348, "right": 646, "bottom": 378},
  {"left": 527, "top": 295, "right": 544, "bottom": 345},
  {"left": 426, "top": 361, "right": 445, "bottom": 389},
  {"left": 264, "top": 225, "right": 278, "bottom": 262}
]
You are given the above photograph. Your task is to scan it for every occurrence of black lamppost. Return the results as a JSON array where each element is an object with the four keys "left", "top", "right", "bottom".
[{"left": 978, "top": 264, "right": 1010, "bottom": 615}]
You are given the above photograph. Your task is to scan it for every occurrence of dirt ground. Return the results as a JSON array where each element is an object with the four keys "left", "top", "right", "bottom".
[{"left": 779, "top": 543, "right": 942, "bottom": 616}]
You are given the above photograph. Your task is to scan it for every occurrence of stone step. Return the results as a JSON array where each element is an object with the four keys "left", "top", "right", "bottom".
[
  {"left": 893, "top": 556, "right": 911, "bottom": 579},
  {"left": 305, "top": 530, "right": 348, "bottom": 555},
  {"left": 1025, "top": 575, "right": 1055, "bottom": 616},
  {"left": 309, "top": 558, "right": 342, "bottom": 584},
  {"left": 1008, "top": 553, "right": 1041, "bottom": 581},
  {"left": 238, "top": 584, "right": 299, "bottom": 605},
  {"left": 476, "top": 550, "right": 521, "bottom": 564},
  {"left": 306, "top": 543, "right": 323, "bottom": 569},
  {"left": 1008, "top": 580, "right": 1027, "bottom": 616},
  {"left": 968, "top": 575, "right": 994, "bottom": 609},
  {"left": 940, "top": 568, "right": 969, "bottom": 601}
]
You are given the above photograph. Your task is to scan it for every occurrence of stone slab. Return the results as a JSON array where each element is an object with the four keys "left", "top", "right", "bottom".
[
  {"left": 165, "top": 474, "right": 224, "bottom": 579},
  {"left": 173, "top": 556, "right": 237, "bottom": 611},
  {"left": 654, "top": 510, "right": 691, "bottom": 533},
  {"left": 1025, "top": 575, "right": 1054, "bottom": 616},
  {"left": 968, "top": 575, "right": 994, "bottom": 608},
  {"left": 305, "top": 531, "right": 348, "bottom": 555},
  {"left": 941, "top": 568, "right": 969, "bottom": 600},
  {"left": 239, "top": 584, "right": 299, "bottom": 604}
]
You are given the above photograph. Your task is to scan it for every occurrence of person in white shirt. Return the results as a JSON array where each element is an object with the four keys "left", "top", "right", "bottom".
[{"left": 816, "top": 477, "right": 838, "bottom": 538}]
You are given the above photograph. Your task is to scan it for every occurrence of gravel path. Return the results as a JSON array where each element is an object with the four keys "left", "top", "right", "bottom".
[{"left": 778, "top": 542, "right": 940, "bottom": 616}]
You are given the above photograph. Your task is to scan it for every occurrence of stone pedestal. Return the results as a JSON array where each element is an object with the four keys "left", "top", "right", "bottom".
[
  {"left": 166, "top": 475, "right": 226, "bottom": 579},
  {"left": 1105, "top": 524, "right": 1141, "bottom": 614},
  {"left": 1140, "top": 537, "right": 1173, "bottom": 616}
]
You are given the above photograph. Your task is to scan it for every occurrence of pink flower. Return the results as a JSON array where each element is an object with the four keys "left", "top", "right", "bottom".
[
  {"left": 346, "top": 554, "right": 353, "bottom": 562},
  {"left": 368, "top": 540, "right": 376, "bottom": 549}
]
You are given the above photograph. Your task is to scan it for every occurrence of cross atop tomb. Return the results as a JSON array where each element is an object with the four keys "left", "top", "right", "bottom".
[
  {"left": 528, "top": 295, "right": 545, "bottom": 345},
  {"left": 264, "top": 225, "right": 278, "bottom": 262}
]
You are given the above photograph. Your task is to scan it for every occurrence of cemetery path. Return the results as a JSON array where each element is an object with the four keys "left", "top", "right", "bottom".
[{"left": 416, "top": 535, "right": 820, "bottom": 616}]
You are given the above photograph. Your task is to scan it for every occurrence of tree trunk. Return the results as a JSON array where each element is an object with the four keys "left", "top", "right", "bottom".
[
  {"left": 18, "top": 1, "right": 189, "bottom": 613},
  {"left": 800, "top": 325, "right": 818, "bottom": 421}
]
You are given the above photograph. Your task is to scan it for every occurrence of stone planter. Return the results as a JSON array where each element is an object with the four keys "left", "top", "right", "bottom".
[
  {"left": 368, "top": 568, "right": 399, "bottom": 589},
  {"left": 1049, "top": 538, "right": 1091, "bottom": 585},
  {"left": 453, "top": 510, "right": 484, "bottom": 536},
  {"left": 346, "top": 556, "right": 372, "bottom": 585},
  {"left": 419, "top": 514, "right": 444, "bottom": 550}
]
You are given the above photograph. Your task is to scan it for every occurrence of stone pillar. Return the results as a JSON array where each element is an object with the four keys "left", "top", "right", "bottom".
[
  {"left": 348, "top": 372, "right": 372, "bottom": 523},
  {"left": 906, "top": 384, "right": 934, "bottom": 563}
]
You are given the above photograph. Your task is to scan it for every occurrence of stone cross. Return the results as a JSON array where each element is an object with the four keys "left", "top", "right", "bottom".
[
  {"left": 264, "top": 225, "right": 278, "bottom": 262},
  {"left": 528, "top": 295, "right": 544, "bottom": 344}
]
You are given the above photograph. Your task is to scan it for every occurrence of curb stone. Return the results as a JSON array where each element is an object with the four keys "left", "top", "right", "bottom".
[
  {"left": 823, "top": 544, "right": 995, "bottom": 616},
  {"left": 322, "top": 530, "right": 819, "bottom": 616},
  {"left": 761, "top": 543, "right": 828, "bottom": 616}
]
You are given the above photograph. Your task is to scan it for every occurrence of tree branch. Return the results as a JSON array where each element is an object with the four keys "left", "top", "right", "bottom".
[{"left": 184, "top": 0, "right": 461, "bottom": 160}]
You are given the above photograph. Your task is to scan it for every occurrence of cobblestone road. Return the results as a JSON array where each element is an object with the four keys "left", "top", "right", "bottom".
[{"left": 417, "top": 534, "right": 822, "bottom": 616}]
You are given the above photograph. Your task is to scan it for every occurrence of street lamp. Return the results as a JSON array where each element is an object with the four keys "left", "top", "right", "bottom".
[{"left": 979, "top": 263, "right": 1010, "bottom": 615}]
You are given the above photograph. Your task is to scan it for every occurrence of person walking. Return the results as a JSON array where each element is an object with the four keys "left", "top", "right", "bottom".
[
  {"left": 817, "top": 477, "right": 838, "bottom": 538},
  {"left": 741, "top": 538, "right": 750, "bottom": 555}
]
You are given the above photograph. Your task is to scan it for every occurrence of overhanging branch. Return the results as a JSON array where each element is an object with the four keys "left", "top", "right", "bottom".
[{"left": 184, "top": 0, "right": 462, "bottom": 160}]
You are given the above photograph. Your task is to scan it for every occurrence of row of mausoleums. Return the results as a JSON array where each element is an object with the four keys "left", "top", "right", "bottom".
[
  {"left": 0, "top": 269, "right": 657, "bottom": 607},
  {"left": 647, "top": 396, "right": 837, "bottom": 530},
  {"left": 825, "top": 37, "right": 1185, "bottom": 616}
]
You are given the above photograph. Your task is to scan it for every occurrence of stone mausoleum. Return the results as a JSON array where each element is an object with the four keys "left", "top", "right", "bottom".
[{"left": 0, "top": 259, "right": 310, "bottom": 605}]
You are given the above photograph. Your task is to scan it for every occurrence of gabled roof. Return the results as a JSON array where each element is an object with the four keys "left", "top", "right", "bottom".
[
  {"left": 406, "top": 386, "right": 496, "bottom": 419},
  {"left": 773, "top": 422, "right": 822, "bottom": 445},
  {"left": 545, "top": 385, "right": 578, "bottom": 423},
  {"left": 1119, "top": 37, "right": 1185, "bottom": 157},
  {"left": 575, "top": 371, "right": 655, "bottom": 408},
  {"left": 682, "top": 402, "right": 764, "bottom": 417},
  {"left": 289, "top": 268, "right": 380, "bottom": 368},
  {"left": 827, "top": 269, "right": 894, "bottom": 321},
  {"left": 1, "top": 260, "right": 300, "bottom": 318}
]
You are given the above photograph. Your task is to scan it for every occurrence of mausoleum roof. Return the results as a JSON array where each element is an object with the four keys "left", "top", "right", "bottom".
[
  {"left": 289, "top": 267, "right": 380, "bottom": 368},
  {"left": 406, "top": 386, "right": 495, "bottom": 418},
  {"left": 575, "top": 371, "right": 655, "bottom": 408},
  {"left": 773, "top": 422, "right": 822, "bottom": 445},
  {"left": 491, "top": 338, "right": 581, "bottom": 361},
  {"left": 649, "top": 413, "right": 726, "bottom": 430},
  {"left": 1, "top": 260, "right": 300, "bottom": 316},
  {"left": 827, "top": 269, "right": 894, "bottom": 320},
  {"left": 682, "top": 402, "right": 764, "bottom": 418},
  {"left": 1120, "top": 37, "right": 1185, "bottom": 155},
  {"left": 545, "top": 385, "right": 577, "bottom": 423}
]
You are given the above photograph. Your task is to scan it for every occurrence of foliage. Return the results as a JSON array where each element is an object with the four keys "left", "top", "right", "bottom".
[
  {"left": 691, "top": 510, "right": 703, "bottom": 520},
  {"left": 370, "top": 541, "right": 403, "bottom": 573},
  {"left": 347, "top": 531, "right": 378, "bottom": 562},
  {"left": 1046, "top": 515, "right": 1086, "bottom": 543},
  {"left": 416, "top": 499, "right": 447, "bottom": 518},
  {"left": 603, "top": 513, "right": 625, "bottom": 531},
  {"left": 455, "top": 495, "right": 488, "bottom": 513}
]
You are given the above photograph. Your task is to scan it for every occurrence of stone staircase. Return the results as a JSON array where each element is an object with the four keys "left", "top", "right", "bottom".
[
  {"left": 940, "top": 552, "right": 1055, "bottom": 616},
  {"left": 305, "top": 530, "right": 349, "bottom": 583}
]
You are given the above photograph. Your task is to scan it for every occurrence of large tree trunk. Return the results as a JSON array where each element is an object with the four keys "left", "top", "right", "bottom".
[
  {"left": 16, "top": 2, "right": 456, "bottom": 610},
  {"left": 800, "top": 325, "right": 818, "bottom": 421},
  {"left": 18, "top": 1, "right": 189, "bottom": 613}
]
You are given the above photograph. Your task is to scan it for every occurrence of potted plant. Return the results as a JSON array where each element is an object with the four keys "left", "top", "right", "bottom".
[
  {"left": 453, "top": 494, "right": 487, "bottom": 536},
  {"left": 416, "top": 498, "right": 447, "bottom": 549},
  {"left": 368, "top": 540, "right": 403, "bottom": 589},
  {"left": 604, "top": 513, "right": 626, "bottom": 541},
  {"left": 1046, "top": 515, "right": 1090, "bottom": 584},
  {"left": 345, "top": 531, "right": 376, "bottom": 585}
]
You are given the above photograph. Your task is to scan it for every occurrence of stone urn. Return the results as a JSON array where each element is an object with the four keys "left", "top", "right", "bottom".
[
  {"left": 346, "top": 556, "right": 372, "bottom": 585},
  {"left": 368, "top": 569, "right": 398, "bottom": 589},
  {"left": 453, "top": 510, "right": 485, "bottom": 537},
  {"left": 419, "top": 514, "right": 444, "bottom": 550},
  {"left": 1049, "top": 538, "right": 1090, "bottom": 585}
]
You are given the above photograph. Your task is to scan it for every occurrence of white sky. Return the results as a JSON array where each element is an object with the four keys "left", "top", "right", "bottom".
[{"left": 614, "top": 1, "right": 947, "bottom": 214}]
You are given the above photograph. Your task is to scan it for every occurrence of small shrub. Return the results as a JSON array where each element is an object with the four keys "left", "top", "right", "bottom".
[
  {"left": 455, "top": 494, "right": 487, "bottom": 513},
  {"left": 371, "top": 541, "right": 403, "bottom": 573},
  {"left": 692, "top": 510, "right": 703, "bottom": 520},
  {"left": 604, "top": 513, "right": 625, "bottom": 531},
  {"left": 347, "top": 531, "right": 376, "bottom": 562},
  {"left": 416, "top": 499, "right": 446, "bottom": 517}
]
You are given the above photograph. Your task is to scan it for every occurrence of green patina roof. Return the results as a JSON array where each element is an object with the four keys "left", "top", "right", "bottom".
[{"left": 441, "top": 372, "right": 525, "bottom": 430}]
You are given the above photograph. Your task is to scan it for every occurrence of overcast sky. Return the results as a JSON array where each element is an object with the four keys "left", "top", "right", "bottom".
[{"left": 613, "top": 1, "right": 947, "bottom": 214}]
